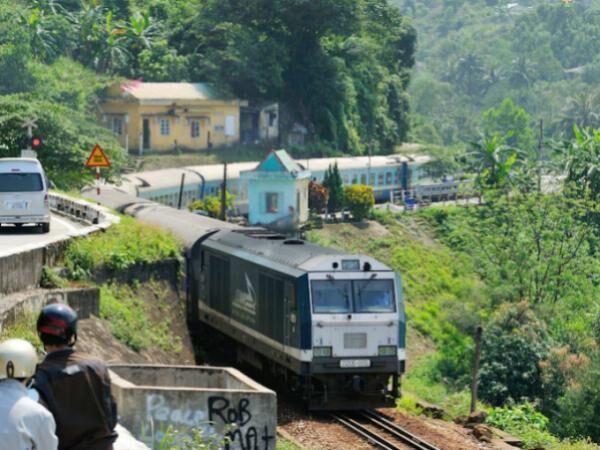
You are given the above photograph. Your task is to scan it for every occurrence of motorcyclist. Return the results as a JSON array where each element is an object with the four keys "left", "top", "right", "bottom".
[
  {"left": 0, "top": 338, "right": 58, "bottom": 450},
  {"left": 34, "top": 303, "right": 118, "bottom": 450}
]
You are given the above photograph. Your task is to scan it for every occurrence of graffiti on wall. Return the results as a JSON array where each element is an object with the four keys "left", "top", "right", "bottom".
[{"left": 140, "top": 393, "right": 275, "bottom": 450}]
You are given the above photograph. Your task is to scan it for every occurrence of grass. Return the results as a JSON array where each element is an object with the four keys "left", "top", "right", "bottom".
[
  {"left": 276, "top": 437, "right": 303, "bottom": 450},
  {"left": 0, "top": 313, "right": 43, "bottom": 353},
  {"left": 64, "top": 216, "right": 181, "bottom": 279},
  {"left": 99, "top": 283, "right": 182, "bottom": 353}
]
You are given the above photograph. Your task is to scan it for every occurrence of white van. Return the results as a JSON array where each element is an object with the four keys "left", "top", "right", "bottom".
[{"left": 0, "top": 158, "right": 50, "bottom": 233}]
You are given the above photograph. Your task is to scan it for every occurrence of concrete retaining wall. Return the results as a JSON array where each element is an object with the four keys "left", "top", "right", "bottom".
[
  {"left": 0, "top": 193, "right": 118, "bottom": 295},
  {"left": 110, "top": 364, "right": 277, "bottom": 450},
  {"left": 0, "top": 287, "right": 99, "bottom": 332}
]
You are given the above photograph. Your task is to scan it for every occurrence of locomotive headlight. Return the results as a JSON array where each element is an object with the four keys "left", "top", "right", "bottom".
[
  {"left": 313, "top": 346, "right": 332, "bottom": 358},
  {"left": 378, "top": 345, "right": 397, "bottom": 356}
]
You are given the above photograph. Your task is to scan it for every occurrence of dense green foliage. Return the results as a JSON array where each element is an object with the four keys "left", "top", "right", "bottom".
[
  {"left": 0, "top": 0, "right": 416, "bottom": 160},
  {"left": 397, "top": 0, "right": 600, "bottom": 150}
]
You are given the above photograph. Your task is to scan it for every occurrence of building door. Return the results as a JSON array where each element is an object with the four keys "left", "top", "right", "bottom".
[{"left": 142, "top": 118, "right": 151, "bottom": 150}]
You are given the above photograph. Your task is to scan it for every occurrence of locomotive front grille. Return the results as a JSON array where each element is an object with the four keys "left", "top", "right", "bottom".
[{"left": 344, "top": 333, "right": 367, "bottom": 349}]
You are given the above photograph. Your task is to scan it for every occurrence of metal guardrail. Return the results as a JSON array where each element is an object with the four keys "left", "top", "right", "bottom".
[{"left": 48, "top": 192, "right": 119, "bottom": 229}]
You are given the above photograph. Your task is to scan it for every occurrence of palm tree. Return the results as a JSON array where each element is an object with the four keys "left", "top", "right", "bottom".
[
  {"left": 468, "top": 134, "right": 519, "bottom": 189},
  {"left": 451, "top": 53, "right": 487, "bottom": 97},
  {"left": 559, "top": 91, "right": 600, "bottom": 135},
  {"left": 508, "top": 56, "right": 537, "bottom": 90},
  {"left": 124, "top": 11, "right": 159, "bottom": 75},
  {"left": 27, "top": 8, "right": 60, "bottom": 62},
  {"left": 561, "top": 125, "right": 600, "bottom": 200}
]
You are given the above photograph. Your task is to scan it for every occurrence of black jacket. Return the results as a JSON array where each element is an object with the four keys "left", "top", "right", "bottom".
[{"left": 35, "top": 348, "right": 117, "bottom": 450}]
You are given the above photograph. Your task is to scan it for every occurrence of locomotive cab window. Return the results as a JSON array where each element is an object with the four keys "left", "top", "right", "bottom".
[
  {"left": 311, "top": 278, "right": 395, "bottom": 314},
  {"left": 353, "top": 279, "right": 395, "bottom": 313},
  {"left": 311, "top": 280, "right": 352, "bottom": 313}
]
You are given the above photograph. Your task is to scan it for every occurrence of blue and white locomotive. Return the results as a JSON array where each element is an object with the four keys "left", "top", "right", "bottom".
[{"left": 93, "top": 187, "right": 406, "bottom": 410}]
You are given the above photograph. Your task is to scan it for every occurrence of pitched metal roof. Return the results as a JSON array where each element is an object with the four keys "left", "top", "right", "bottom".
[{"left": 121, "top": 82, "right": 231, "bottom": 101}]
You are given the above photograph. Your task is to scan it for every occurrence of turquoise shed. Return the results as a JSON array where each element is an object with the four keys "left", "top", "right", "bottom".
[{"left": 240, "top": 150, "right": 310, "bottom": 229}]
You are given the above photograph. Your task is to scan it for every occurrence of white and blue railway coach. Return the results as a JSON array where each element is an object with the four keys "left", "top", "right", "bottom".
[
  {"left": 91, "top": 186, "right": 406, "bottom": 410},
  {"left": 117, "top": 153, "right": 434, "bottom": 210}
]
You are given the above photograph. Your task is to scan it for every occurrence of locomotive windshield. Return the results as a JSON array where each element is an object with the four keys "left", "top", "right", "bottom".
[
  {"left": 311, "top": 279, "right": 395, "bottom": 314},
  {"left": 311, "top": 280, "right": 352, "bottom": 313}
]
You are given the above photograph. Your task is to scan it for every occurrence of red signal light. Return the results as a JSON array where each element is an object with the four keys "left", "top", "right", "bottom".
[{"left": 31, "top": 136, "right": 42, "bottom": 149}]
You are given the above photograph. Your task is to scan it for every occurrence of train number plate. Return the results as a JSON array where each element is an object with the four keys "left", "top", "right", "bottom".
[{"left": 340, "top": 359, "right": 371, "bottom": 368}]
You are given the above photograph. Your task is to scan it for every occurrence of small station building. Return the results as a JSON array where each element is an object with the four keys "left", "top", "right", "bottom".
[{"left": 240, "top": 150, "right": 310, "bottom": 229}]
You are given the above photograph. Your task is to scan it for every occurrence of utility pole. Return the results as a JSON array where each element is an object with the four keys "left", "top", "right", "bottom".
[
  {"left": 220, "top": 162, "right": 228, "bottom": 221},
  {"left": 537, "top": 119, "right": 543, "bottom": 193},
  {"left": 177, "top": 173, "right": 186, "bottom": 210}
]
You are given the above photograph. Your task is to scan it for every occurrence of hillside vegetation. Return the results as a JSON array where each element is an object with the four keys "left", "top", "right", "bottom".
[
  {"left": 393, "top": 0, "right": 600, "bottom": 147},
  {"left": 307, "top": 187, "right": 600, "bottom": 447}
]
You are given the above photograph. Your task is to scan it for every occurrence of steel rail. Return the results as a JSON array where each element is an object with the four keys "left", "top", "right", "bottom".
[
  {"left": 331, "top": 413, "right": 400, "bottom": 450},
  {"left": 361, "top": 410, "right": 441, "bottom": 450}
]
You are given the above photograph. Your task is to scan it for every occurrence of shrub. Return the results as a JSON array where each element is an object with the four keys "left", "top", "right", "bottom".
[
  {"left": 479, "top": 301, "right": 550, "bottom": 406},
  {"left": 188, "top": 191, "right": 234, "bottom": 218},
  {"left": 64, "top": 217, "right": 181, "bottom": 279},
  {"left": 343, "top": 184, "right": 374, "bottom": 221}
]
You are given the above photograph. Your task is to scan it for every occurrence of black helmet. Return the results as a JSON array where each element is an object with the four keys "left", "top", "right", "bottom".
[{"left": 37, "top": 303, "right": 78, "bottom": 346}]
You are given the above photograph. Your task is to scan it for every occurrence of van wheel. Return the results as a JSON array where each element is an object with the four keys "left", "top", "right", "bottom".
[{"left": 41, "top": 223, "right": 50, "bottom": 233}]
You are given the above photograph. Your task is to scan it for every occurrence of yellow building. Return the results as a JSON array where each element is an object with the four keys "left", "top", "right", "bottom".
[{"left": 100, "top": 81, "right": 246, "bottom": 154}]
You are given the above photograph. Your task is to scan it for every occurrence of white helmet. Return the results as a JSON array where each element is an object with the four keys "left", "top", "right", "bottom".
[{"left": 0, "top": 339, "right": 38, "bottom": 380}]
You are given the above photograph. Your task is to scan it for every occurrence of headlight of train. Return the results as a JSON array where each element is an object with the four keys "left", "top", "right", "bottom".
[
  {"left": 378, "top": 345, "right": 397, "bottom": 356},
  {"left": 313, "top": 346, "right": 332, "bottom": 358}
]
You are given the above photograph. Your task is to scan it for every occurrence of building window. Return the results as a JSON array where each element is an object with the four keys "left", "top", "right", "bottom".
[
  {"left": 160, "top": 119, "right": 170, "bottom": 136},
  {"left": 265, "top": 192, "right": 279, "bottom": 213},
  {"left": 191, "top": 120, "right": 200, "bottom": 138},
  {"left": 111, "top": 117, "right": 123, "bottom": 135},
  {"left": 225, "top": 115, "right": 236, "bottom": 136}
]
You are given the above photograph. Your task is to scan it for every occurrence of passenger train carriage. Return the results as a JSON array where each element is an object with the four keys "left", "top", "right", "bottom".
[
  {"left": 92, "top": 187, "right": 406, "bottom": 410},
  {"left": 117, "top": 153, "right": 437, "bottom": 211}
]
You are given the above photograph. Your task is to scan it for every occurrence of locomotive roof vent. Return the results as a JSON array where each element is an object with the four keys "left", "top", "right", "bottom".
[{"left": 283, "top": 239, "right": 304, "bottom": 245}]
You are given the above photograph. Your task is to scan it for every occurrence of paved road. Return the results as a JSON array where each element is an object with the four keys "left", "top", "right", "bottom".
[{"left": 0, "top": 214, "right": 85, "bottom": 254}]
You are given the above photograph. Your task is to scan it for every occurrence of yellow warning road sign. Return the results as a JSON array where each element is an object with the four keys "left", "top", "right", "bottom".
[{"left": 85, "top": 144, "right": 111, "bottom": 168}]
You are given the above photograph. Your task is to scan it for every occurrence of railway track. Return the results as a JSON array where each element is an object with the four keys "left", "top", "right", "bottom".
[{"left": 331, "top": 409, "right": 441, "bottom": 450}]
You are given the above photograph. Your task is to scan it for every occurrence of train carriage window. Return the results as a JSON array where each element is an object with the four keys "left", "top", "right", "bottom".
[
  {"left": 378, "top": 173, "right": 384, "bottom": 185},
  {"left": 369, "top": 174, "right": 375, "bottom": 186},
  {"left": 394, "top": 172, "right": 400, "bottom": 184},
  {"left": 311, "top": 280, "right": 352, "bottom": 314},
  {"left": 353, "top": 279, "right": 395, "bottom": 313},
  {"left": 386, "top": 172, "right": 392, "bottom": 185},
  {"left": 351, "top": 174, "right": 358, "bottom": 184},
  {"left": 360, "top": 174, "right": 367, "bottom": 185},
  {"left": 343, "top": 175, "right": 350, "bottom": 185}
]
